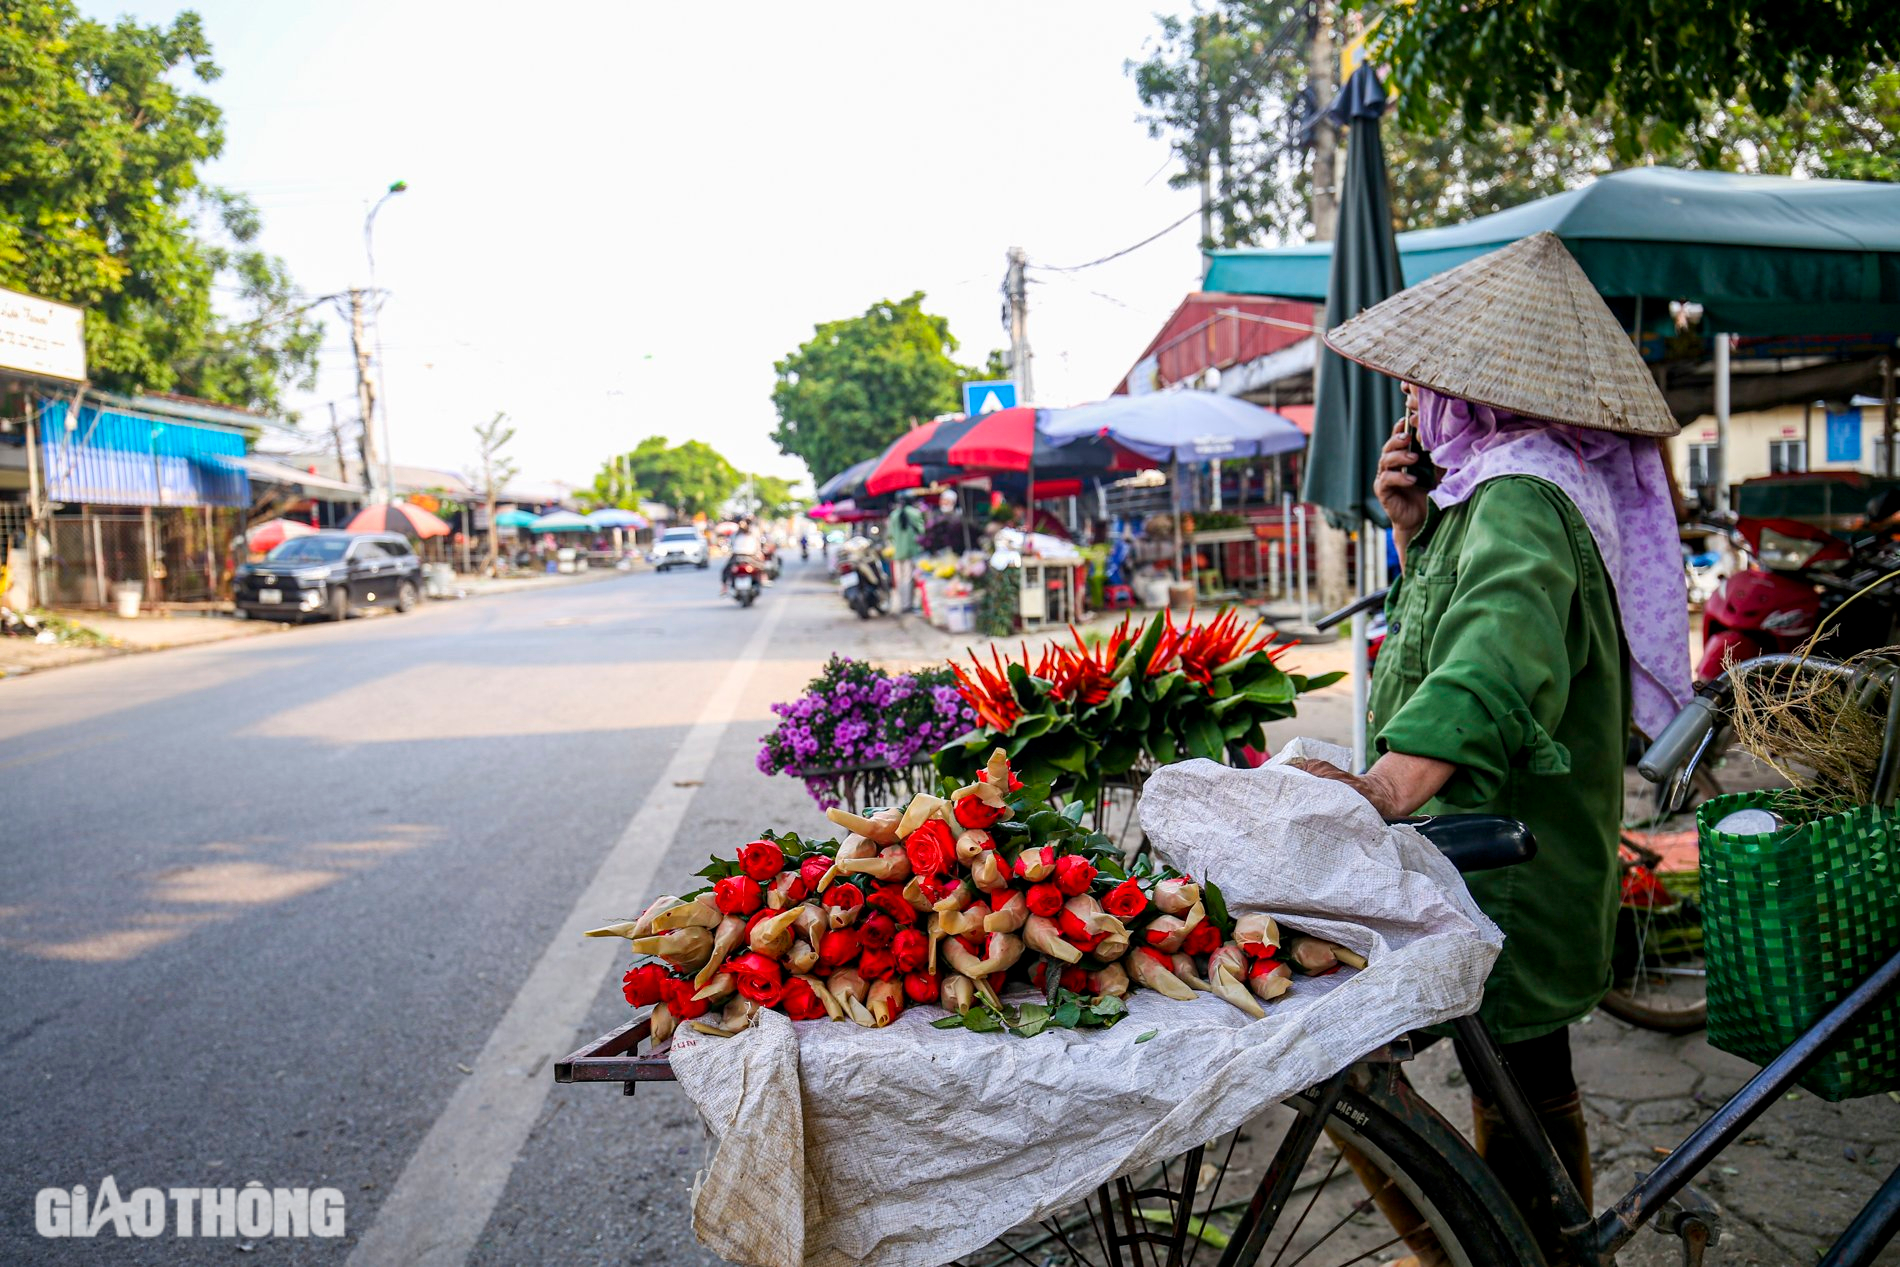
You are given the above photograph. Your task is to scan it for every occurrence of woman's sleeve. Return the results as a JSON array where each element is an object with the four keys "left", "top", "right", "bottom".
[{"left": 1377, "top": 479, "right": 1582, "bottom": 808}]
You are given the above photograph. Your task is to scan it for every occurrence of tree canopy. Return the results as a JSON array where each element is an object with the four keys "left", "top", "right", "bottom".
[
  {"left": 771, "top": 292, "right": 1000, "bottom": 484},
  {"left": 0, "top": 2, "right": 320, "bottom": 414},
  {"left": 592, "top": 436, "right": 740, "bottom": 518},
  {"left": 1368, "top": 0, "right": 1900, "bottom": 160},
  {"left": 741, "top": 473, "right": 804, "bottom": 520}
]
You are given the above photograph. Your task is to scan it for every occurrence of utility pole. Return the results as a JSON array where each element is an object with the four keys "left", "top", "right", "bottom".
[
  {"left": 347, "top": 289, "right": 381, "bottom": 499},
  {"left": 1004, "top": 247, "right": 1033, "bottom": 404}
]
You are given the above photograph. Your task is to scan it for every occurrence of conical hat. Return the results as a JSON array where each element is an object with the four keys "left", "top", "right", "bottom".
[{"left": 1323, "top": 231, "right": 1678, "bottom": 438}]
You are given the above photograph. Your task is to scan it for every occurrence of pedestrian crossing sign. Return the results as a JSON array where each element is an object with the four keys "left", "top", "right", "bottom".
[{"left": 962, "top": 380, "right": 1018, "bottom": 416}]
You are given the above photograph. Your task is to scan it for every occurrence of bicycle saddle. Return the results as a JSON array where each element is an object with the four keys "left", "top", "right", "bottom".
[{"left": 1400, "top": 814, "right": 1538, "bottom": 873}]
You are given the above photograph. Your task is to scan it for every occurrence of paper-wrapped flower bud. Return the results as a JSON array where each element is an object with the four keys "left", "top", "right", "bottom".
[
  {"left": 629, "top": 926, "right": 715, "bottom": 971},
  {"left": 693, "top": 915, "right": 747, "bottom": 987},
  {"left": 827, "top": 967, "right": 869, "bottom": 1006},
  {"left": 631, "top": 894, "right": 684, "bottom": 937},
  {"left": 737, "top": 839, "right": 785, "bottom": 883},
  {"left": 983, "top": 889, "right": 1028, "bottom": 933},
  {"left": 970, "top": 849, "right": 1010, "bottom": 893},
  {"left": 779, "top": 975, "right": 829, "bottom": 1020},
  {"left": 1054, "top": 854, "right": 1097, "bottom": 897},
  {"left": 1208, "top": 957, "right": 1266, "bottom": 1019},
  {"left": 978, "top": 931, "right": 1025, "bottom": 976},
  {"left": 1234, "top": 913, "right": 1282, "bottom": 960},
  {"left": 1154, "top": 877, "right": 1201, "bottom": 916},
  {"left": 898, "top": 793, "right": 949, "bottom": 837},
  {"left": 1087, "top": 963, "right": 1131, "bottom": 998},
  {"left": 869, "top": 978, "right": 905, "bottom": 1027},
  {"left": 784, "top": 938, "right": 820, "bottom": 975},
  {"left": 746, "top": 906, "right": 803, "bottom": 958},
  {"left": 903, "top": 971, "right": 940, "bottom": 1005},
  {"left": 711, "top": 875, "right": 763, "bottom": 917},
  {"left": 1170, "top": 953, "right": 1211, "bottom": 990},
  {"left": 649, "top": 893, "right": 722, "bottom": 931},
  {"left": 1127, "top": 947, "right": 1198, "bottom": 1000},
  {"left": 1209, "top": 941, "right": 1250, "bottom": 982},
  {"left": 817, "top": 927, "right": 861, "bottom": 970},
  {"left": 901, "top": 877, "right": 933, "bottom": 913},
  {"left": 1090, "top": 927, "right": 1132, "bottom": 963},
  {"left": 692, "top": 996, "right": 762, "bottom": 1038},
  {"left": 927, "top": 878, "right": 974, "bottom": 913},
  {"left": 1013, "top": 845, "right": 1056, "bottom": 883},
  {"left": 936, "top": 903, "right": 988, "bottom": 937},
  {"left": 1024, "top": 913, "right": 1083, "bottom": 963},
  {"left": 939, "top": 973, "right": 976, "bottom": 1014},
  {"left": 1142, "top": 914, "right": 1190, "bottom": 953},
  {"left": 1057, "top": 907, "right": 1106, "bottom": 954},
  {"left": 1285, "top": 933, "right": 1341, "bottom": 976},
  {"left": 791, "top": 901, "right": 828, "bottom": 947},
  {"left": 1249, "top": 959, "right": 1293, "bottom": 1001},
  {"left": 954, "top": 829, "right": 993, "bottom": 865},
  {"left": 891, "top": 927, "right": 929, "bottom": 973},
  {"left": 849, "top": 845, "right": 913, "bottom": 884},
  {"left": 693, "top": 972, "right": 735, "bottom": 1004},
  {"left": 824, "top": 807, "right": 900, "bottom": 845},
  {"left": 940, "top": 936, "right": 986, "bottom": 980},
  {"left": 648, "top": 1001, "right": 677, "bottom": 1045},
  {"left": 797, "top": 973, "right": 844, "bottom": 1020},
  {"left": 766, "top": 871, "right": 809, "bottom": 910},
  {"left": 822, "top": 882, "right": 864, "bottom": 921},
  {"left": 954, "top": 793, "right": 1006, "bottom": 830}
]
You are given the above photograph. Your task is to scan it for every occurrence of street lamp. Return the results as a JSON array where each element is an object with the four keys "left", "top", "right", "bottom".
[{"left": 364, "top": 180, "right": 407, "bottom": 501}]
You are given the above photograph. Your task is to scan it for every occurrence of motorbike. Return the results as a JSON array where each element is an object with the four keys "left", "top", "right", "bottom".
[
  {"left": 729, "top": 557, "right": 764, "bottom": 608},
  {"left": 1696, "top": 474, "right": 1900, "bottom": 682},
  {"left": 837, "top": 536, "right": 889, "bottom": 619},
  {"left": 762, "top": 541, "right": 783, "bottom": 582},
  {"left": 800, "top": 538, "right": 811, "bottom": 561}
]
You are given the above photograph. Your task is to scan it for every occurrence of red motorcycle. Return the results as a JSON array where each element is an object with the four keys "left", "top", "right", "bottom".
[{"left": 1697, "top": 474, "right": 1900, "bottom": 683}]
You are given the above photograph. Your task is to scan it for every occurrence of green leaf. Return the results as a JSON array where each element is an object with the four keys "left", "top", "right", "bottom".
[
  {"left": 1089, "top": 994, "right": 1129, "bottom": 1020},
  {"left": 1301, "top": 670, "right": 1346, "bottom": 691},
  {"left": 1134, "top": 1029, "right": 1159, "bottom": 1043},
  {"left": 1015, "top": 1002, "right": 1053, "bottom": 1038},
  {"left": 1051, "top": 999, "right": 1083, "bottom": 1029},
  {"left": 931, "top": 1015, "right": 966, "bottom": 1029},
  {"left": 1202, "top": 880, "right": 1231, "bottom": 931},
  {"left": 1060, "top": 800, "right": 1087, "bottom": 824},
  {"left": 963, "top": 1007, "right": 1003, "bottom": 1033},
  {"left": 1184, "top": 712, "right": 1225, "bottom": 762}
]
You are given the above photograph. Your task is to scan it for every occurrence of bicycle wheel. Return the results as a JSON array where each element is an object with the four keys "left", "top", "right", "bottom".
[
  {"left": 948, "top": 1082, "right": 1542, "bottom": 1267},
  {"left": 1600, "top": 842, "right": 1707, "bottom": 1033}
]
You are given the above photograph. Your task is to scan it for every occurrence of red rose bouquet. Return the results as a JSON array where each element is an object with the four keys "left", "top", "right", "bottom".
[{"left": 589, "top": 748, "right": 1366, "bottom": 1041}]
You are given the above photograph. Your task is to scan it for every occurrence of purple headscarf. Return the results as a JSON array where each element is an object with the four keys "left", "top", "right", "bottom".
[{"left": 1416, "top": 387, "right": 1691, "bottom": 739}]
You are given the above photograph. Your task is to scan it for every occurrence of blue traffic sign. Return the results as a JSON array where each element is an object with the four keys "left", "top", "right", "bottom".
[{"left": 962, "top": 380, "right": 1018, "bottom": 417}]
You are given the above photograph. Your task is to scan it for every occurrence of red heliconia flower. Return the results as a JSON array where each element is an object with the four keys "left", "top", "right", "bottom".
[
  {"left": 779, "top": 976, "right": 828, "bottom": 1020},
  {"left": 952, "top": 649, "right": 1023, "bottom": 731},
  {"left": 621, "top": 963, "right": 669, "bottom": 1008},
  {"left": 737, "top": 839, "right": 786, "bottom": 883},
  {"left": 714, "top": 875, "right": 763, "bottom": 916},
  {"left": 1151, "top": 608, "right": 1280, "bottom": 686}
]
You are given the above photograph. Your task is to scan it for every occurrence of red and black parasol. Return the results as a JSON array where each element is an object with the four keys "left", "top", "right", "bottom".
[
  {"left": 910, "top": 407, "right": 1144, "bottom": 478},
  {"left": 346, "top": 500, "right": 452, "bottom": 539}
]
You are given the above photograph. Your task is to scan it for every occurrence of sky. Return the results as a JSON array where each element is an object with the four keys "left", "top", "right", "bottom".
[{"left": 84, "top": 0, "right": 1220, "bottom": 493}]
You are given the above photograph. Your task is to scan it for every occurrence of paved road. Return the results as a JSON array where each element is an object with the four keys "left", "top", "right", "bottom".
[{"left": 0, "top": 556, "right": 887, "bottom": 1264}]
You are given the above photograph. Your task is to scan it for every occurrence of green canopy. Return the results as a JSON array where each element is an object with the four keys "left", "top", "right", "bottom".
[{"left": 1205, "top": 168, "right": 1900, "bottom": 335}]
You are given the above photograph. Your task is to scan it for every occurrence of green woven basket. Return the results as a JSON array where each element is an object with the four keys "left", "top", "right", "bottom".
[{"left": 1697, "top": 791, "right": 1900, "bottom": 1101}]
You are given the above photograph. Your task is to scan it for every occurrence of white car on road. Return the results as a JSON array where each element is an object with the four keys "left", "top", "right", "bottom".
[{"left": 648, "top": 526, "right": 709, "bottom": 570}]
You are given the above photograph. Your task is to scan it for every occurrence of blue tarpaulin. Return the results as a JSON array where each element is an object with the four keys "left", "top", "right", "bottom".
[{"left": 38, "top": 399, "right": 250, "bottom": 508}]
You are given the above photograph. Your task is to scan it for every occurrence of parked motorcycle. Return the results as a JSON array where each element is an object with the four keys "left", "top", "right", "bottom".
[
  {"left": 1696, "top": 475, "right": 1900, "bottom": 682},
  {"left": 729, "top": 557, "right": 764, "bottom": 608},
  {"left": 837, "top": 536, "right": 889, "bottom": 620}
]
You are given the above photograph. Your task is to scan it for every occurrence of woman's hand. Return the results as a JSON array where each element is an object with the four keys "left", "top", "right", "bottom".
[
  {"left": 1292, "top": 751, "right": 1456, "bottom": 820},
  {"left": 1376, "top": 387, "right": 1432, "bottom": 561}
]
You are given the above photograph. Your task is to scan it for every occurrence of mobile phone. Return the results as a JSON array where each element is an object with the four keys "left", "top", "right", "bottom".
[{"left": 1403, "top": 409, "right": 1438, "bottom": 493}]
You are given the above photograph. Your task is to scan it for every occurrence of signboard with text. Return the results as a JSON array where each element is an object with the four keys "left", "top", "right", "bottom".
[{"left": 0, "top": 286, "right": 85, "bottom": 381}]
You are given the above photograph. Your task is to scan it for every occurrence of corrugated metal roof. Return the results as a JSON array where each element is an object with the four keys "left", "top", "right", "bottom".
[{"left": 39, "top": 398, "right": 250, "bottom": 508}]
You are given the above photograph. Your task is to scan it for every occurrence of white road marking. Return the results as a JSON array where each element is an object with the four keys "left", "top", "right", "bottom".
[{"left": 347, "top": 596, "right": 792, "bottom": 1265}]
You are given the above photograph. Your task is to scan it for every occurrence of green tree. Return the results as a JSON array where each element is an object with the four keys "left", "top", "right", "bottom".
[
  {"left": 598, "top": 437, "right": 740, "bottom": 519},
  {"left": 741, "top": 473, "right": 804, "bottom": 519},
  {"left": 0, "top": 3, "right": 320, "bottom": 414},
  {"left": 771, "top": 292, "right": 981, "bottom": 485},
  {"left": 1366, "top": 0, "right": 1900, "bottom": 160},
  {"left": 469, "top": 413, "right": 517, "bottom": 576}
]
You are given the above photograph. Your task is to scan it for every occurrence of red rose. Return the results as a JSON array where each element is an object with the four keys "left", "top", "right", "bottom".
[
  {"left": 977, "top": 768, "right": 1024, "bottom": 791},
  {"left": 743, "top": 907, "right": 776, "bottom": 940},
  {"left": 958, "top": 933, "right": 985, "bottom": 958},
  {"left": 891, "top": 927, "right": 929, "bottom": 973},
  {"left": 1060, "top": 965, "right": 1090, "bottom": 992},
  {"left": 991, "top": 888, "right": 1018, "bottom": 911},
  {"left": 858, "top": 947, "right": 896, "bottom": 980},
  {"left": 903, "top": 971, "right": 940, "bottom": 1004},
  {"left": 954, "top": 796, "right": 1006, "bottom": 829},
  {"left": 866, "top": 886, "right": 915, "bottom": 925},
  {"left": 771, "top": 872, "right": 809, "bottom": 905},
  {"left": 904, "top": 819, "right": 957, "bottom": 877},
  {"left": 1025, "top": 882, "right": 1065, "bottom": 917},
  {"left": 728, "top": 951, "right": 785, "bottom": 1006},
  {"left": 1013, "top": 845, "right": 1055, "bottom": 879},
  {"left": 823, "top": 882, "right": 863, "bottom": 911},
  {"left": 859, "top": 911, "right": 896, "bottom": 950},
  {"left": 1241, "top": 939, "right": 1279, "bottom": 960},
  {"left": 1057, "top": 908, "right": 1105, "bottom": 952},
  {"left": 621, "top": 963, "right": 669, "bottom": 1008},
  {"left": 818, "top": 928, "right": 861, "bottom": 968},
  {"left": 779, "top": 976, "right": 828, "bottom": 1021},
  {"left": 660, "top": 975, "right": 709, "bottom": 1020},
  {"left": 714, "top": 875, "right": 763, "bottom": 916},
  {"left": 738, "top": 839, "right": 785, "bottom": 883},
  {"left": 799, "top": 854, "right": 832, "bottom": 891},
  {"left": 920, "top": 875, "right": 960, "bottom": 905},
  {"left": 1102, "top": 878, "right": 1148, "bottom": 920},
  {"left": 1137, "top": 946, "right": 1175, "bottom": 969},
  {"left": 1054, "top": 855, "right": 1097, "bottom": 897},
  {"left": 1182, "top": 923, "right": 1222, "bottom": 956}
]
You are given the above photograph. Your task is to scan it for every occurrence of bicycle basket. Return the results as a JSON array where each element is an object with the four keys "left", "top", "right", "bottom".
[{"left": 1697, "top": 790, "right": 1900, "bottom": 1101}]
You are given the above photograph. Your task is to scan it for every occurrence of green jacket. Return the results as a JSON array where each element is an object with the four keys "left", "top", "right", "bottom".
[
  {"left": 887, "top": 505, "right": 926, "bottom": 561},
  {"left": 1371, "top": 476, "right": 1627, "bottom": 1043}
]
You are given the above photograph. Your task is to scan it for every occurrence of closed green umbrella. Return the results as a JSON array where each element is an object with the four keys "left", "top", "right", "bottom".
[{"left": 1302, "top": 64, "right": 1407, "bottom": 768}]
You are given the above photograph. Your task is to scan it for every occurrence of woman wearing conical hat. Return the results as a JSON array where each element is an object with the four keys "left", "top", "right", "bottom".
[{"left": 1297, "top": 232, "right": 1692, "bottom": 1257}]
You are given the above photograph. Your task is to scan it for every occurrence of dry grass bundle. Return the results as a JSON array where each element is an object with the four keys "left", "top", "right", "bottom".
[{"left": 1727, "top": 644, "right": 1895, "bottom": 814}]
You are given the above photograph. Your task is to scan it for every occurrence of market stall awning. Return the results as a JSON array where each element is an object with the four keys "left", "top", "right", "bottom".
[
  {"left": 222, "top": 454, "right": 365, "bottom": 498},
  {"left": 814, "top": 457, "right": 878, "bottom": 503},
  {"left": 1203, "top": 167, "right": 1900, "bottom": 335},
  {"left": 529, "top": 509, "right": 592, "bottom": 532},
  {"left": 1044, "top": 392, "right": 1306, "bottom": 462}
]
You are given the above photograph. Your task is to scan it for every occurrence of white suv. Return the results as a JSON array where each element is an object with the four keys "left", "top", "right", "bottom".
[{"left": 648, "top": 526, "right": 709, "bottom": 570}]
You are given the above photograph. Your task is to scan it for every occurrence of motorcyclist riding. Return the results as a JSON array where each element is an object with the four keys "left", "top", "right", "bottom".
[{"left": 720, "top": 517, "right": 762, "bottom": 597}]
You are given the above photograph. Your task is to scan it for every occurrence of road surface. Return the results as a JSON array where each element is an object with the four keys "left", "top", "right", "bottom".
[{"left": 1, "top": 557, "right": 888, "bottom": 1264}]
